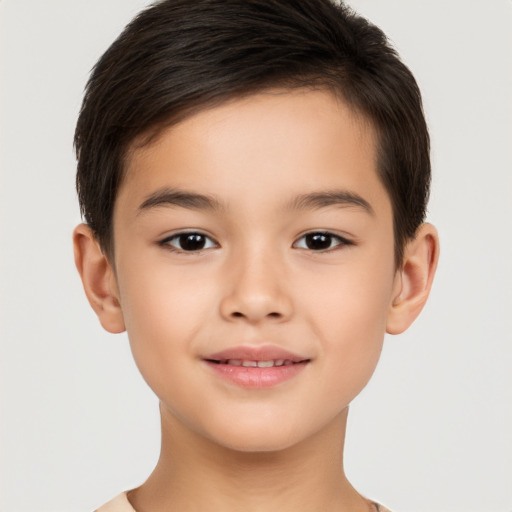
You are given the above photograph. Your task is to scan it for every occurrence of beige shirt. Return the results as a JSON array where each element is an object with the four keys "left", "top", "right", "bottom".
[{"left": 95, "top": 492, "right": 392, "bottom": 511}]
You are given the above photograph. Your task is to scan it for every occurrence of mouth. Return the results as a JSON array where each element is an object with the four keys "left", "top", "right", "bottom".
[
  {"left": 203, "top": 346, "right": 310, "bottom": 389},
  {"left": 205, "top": 358, "right": 308, "bottom": 367},
  {"left": 205, "top": 345, "right": 309, "bottom": 363}
]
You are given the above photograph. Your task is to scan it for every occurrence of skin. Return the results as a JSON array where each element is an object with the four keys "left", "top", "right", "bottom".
[{"left": 74, "top": 89, "right": 439, "bottom": 512}]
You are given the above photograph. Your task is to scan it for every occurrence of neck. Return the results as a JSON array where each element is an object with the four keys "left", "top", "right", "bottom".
[{"left": 127, "top": 404, "right": 371, "bottom": 512}]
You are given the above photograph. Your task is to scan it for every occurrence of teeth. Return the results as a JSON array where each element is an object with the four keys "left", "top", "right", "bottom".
[{"left": 223, "top": 359, "right": 295, "bottom": 367}]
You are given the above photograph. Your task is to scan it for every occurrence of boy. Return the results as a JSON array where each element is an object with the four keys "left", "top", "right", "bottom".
[{"left": 73, "top": 0, "right": 439, "bottom": 510}]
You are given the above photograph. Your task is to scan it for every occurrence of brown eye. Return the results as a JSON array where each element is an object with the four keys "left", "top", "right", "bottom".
[
  {"left": 162, "top": 232, "right": 217, "bottom": 251},
  {"left": 294, "top": 232, "right": 350, "bottom": 251}
]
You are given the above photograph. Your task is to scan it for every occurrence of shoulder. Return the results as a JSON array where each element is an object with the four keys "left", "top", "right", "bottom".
[
  {"left": 92, "top": 492, "right": 393, "bottom": 512},
  {"left": 94, "top": 492, "right": 135, "bottom": 512},
  {"left": 373, "top": 503, "right": 393, "bottom": 512},
  {"left": 93, "top": 495, "right": 392, "bottom": 512}
]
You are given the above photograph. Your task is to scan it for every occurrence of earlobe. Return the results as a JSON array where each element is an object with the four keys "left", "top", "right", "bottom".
[
  {"left": 73, "top": 224, "right": 126, "bottom": 334},
  {"left": 386, "top": 223, "right": 439, "bottom": 335}
]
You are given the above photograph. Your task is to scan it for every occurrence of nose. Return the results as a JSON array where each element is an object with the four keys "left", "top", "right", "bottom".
[{"left": 219, "top": 247, "right": 293, "bottom": 324}]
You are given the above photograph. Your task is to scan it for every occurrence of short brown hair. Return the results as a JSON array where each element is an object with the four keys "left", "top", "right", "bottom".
[{"left": 75, "top": 0, "right": 430, "bottom": 266}]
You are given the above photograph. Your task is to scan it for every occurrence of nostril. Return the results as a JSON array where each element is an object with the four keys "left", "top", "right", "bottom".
[{"left": 229, "top": 311, "right": 281, "bottom": 320}]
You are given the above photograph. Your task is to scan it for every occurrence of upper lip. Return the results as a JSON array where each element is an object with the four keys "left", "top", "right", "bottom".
[{"left": 204, "top": 345, "right": 309, "bottom": 363}]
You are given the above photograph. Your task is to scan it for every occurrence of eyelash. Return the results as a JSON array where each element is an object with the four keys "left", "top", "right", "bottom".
[
  {"left": 293, "top": 231, "right": 353, "bottom": 252},
  {"left": 159, "top": 231, "right": 353, "bottom": 253},
  {"left": 159, "top": 231, "right": 218, "bottom": 252}
]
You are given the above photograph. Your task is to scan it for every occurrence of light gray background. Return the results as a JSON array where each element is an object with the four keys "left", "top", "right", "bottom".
[{"left": 1, "top": 1, "right": 511, "bottom": 511}]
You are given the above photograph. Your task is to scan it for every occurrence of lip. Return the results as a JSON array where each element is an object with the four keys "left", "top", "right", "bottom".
[
  {"left": 206, "top": 345, "right": 308, "bottom": 363},
  {"left": 203, "top": 345, "right": 310, "bottom": 389}
]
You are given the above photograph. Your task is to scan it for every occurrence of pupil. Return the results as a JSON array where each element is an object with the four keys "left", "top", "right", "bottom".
[
  {"left": 180, "top": 234, "right": 205, "bottom": 251},
  {"left": 306, "top": 233, "right": 331, "bottom": 250}
]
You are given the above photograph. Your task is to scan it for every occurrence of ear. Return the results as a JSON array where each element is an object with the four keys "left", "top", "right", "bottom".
[
  {"left": 386, "top": 223, "right": 439, "bottom": 335},
  {"left": 73, "top": 224, "right": 125, "bottom": 334}
]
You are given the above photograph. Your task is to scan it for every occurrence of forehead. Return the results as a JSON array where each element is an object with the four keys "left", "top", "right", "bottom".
[{"left": 117, "top": 88, "right": 388, "bottom": 218}]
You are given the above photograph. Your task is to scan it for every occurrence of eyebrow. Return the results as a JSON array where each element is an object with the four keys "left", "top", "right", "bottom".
[
  {"left": 138, "top": 188, "right": 224, "bottom": 213},
  {"left": 287, "top": 190, "right": 374, "bottom": 215},
  {"left": 137, "top": 187, "right": 374, "bottom": 216}
]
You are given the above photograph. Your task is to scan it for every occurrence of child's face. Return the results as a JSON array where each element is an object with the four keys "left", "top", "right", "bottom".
[{"left": 111, "top": 89, "right": 400, "bottom": 451}]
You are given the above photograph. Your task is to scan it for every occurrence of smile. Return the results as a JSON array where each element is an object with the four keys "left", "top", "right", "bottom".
[
  {"left": 207, "top": 359, "right": 303, "bottom": 367},
  {"left": 203, "top": 346, "right": 310, "bottom": 389}
]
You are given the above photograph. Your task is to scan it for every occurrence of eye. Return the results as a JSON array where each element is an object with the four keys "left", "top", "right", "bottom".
[
  {"left": 293, "top": 231, "right": 351, "bottom": 251},
  {"left": 160, "top": 232, "right": 218, "bottom": 252}
]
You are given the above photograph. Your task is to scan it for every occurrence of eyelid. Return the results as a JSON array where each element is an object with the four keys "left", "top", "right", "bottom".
[
  {"left": 159, "top": 230, "right": 219, "bottom": 252},
  {"left": 157, "top": 229, "right": 353, "bottom": 253},
  {"left": 293, "top": 230, "right": 353, "bottom": 251}
]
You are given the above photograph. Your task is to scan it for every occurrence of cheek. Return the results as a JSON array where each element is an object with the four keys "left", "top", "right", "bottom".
[
  {"left": 300, "top": 258, "right": 395, "bottom": 393},
  {"left": 118, "top": 255, "right": 214, "bottom": 333},
  {"left": 303, "top": 255, "right": 394, "bottom": 336},
  {"left": 115, "top": 260, "right": 216, "bottom": 391}
]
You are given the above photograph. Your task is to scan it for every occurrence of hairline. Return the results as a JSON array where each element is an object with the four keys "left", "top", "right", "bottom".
[{"left": 103, "top": 84, "right": 406, "bottom": 268}]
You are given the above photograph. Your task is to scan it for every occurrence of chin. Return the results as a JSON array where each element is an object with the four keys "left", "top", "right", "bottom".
[
  {"left": 202, "top": 418, "right": 314, "bottom": 454},
  {"left": 217, "top": 435, "right": 300, "bottom": 454}
]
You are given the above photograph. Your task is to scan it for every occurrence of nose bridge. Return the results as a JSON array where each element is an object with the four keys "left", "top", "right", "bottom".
[{"left": 220, "top": 239, "right": 292, "bottom": 323}]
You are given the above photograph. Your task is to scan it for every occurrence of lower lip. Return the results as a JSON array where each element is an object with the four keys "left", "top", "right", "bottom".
[{"left": 205, "top": 361, "right": 308, "bottom": 389}]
